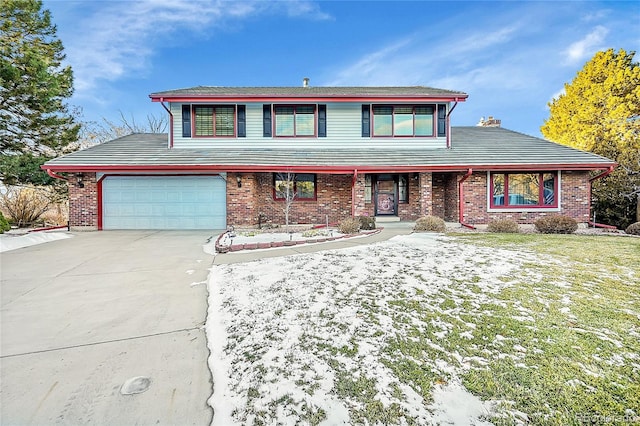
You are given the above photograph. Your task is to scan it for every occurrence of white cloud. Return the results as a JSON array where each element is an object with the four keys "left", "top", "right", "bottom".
[
  {"left": 563, "top": 25, "right": 609, "bottom": 65},
  {"left": 61, "top": 0, "right": 329, "bottom": 97}
]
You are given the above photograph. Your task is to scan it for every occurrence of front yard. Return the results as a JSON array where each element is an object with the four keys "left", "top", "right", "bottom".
[{"left": 206, "top": 233, "right": 639, "bottom": 425}]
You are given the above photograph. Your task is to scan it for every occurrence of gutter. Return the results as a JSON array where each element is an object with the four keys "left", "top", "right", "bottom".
[
  {"left": 158, "top": 98, "right": 174, "bottom": 148},
  {"left": 588, "top": 166, "right": 618, "bottom": 229},
  {"left": 458, "top": 168, "right": 476, "bottom": 229},
  {"left": 46, "top": 169, "right": 68, "bottom": 181}
]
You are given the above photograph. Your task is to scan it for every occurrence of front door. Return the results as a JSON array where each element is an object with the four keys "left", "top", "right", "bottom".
[{"left": 375, "top": 176, "right": 397, "bottom": 215}]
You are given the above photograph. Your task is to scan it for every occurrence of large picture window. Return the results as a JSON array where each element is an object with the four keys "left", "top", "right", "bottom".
[
  {"left": 274, "top": 173, "right": 316, "bottom": 200},
  {"left": 491, "top": 172, "right": 557, "bottom": 208},
  {"left": 274, "top": 105, "right": 316, "bottom": 137},
  {"left": 372, "top": 105, "right": 434, "bottom": 137},
  {"left": 193, "top": 105, "right": 235, "bottom": 137}
]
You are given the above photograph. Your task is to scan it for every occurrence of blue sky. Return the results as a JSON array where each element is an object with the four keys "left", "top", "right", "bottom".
[{"left": 44, "top": 0, "right": 639, "bottom": 138}]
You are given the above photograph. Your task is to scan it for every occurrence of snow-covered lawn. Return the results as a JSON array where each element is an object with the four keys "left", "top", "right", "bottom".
[
  {"left": 0, "top": 231, "right": 71, "bottom": 253},
  {"left": 206, "top": 233, "right": 640, "bottom": 425}
]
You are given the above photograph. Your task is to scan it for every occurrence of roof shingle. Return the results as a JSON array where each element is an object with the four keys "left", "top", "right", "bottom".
[{"left": 42, "top": 127, "right": 615, "bottom": 172}]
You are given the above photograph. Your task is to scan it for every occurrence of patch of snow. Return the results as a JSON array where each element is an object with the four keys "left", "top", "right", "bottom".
[
  {"left": 429, "top": 381, "right": 494, "bottom": 425},
  {"left": 0, "top": 231, "right": 72, "bottom": 253},
  {"left": 204, "top": 233, "right": 544, "bottom": 424}
]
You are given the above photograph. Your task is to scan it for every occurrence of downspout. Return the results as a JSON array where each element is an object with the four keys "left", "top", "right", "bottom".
[
  {"left": 458, "top": 168, "right": 476, "bottom": 229},
  {"left": 445, "top": 99, "right": 459, "bottom": 149},
  {"left": 351, "top": 169, "right": 358, "bottom": 217},
  {"left": 159, "top": 98, "right": 174, "bottom": 148},
  {"left": 588, "top": 166, "right": 618, "bottom": 229}
]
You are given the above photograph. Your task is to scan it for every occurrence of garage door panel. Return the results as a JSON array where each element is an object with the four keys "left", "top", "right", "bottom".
[{"left": 102, "top": 176, "right": 226, "bottom": 230}]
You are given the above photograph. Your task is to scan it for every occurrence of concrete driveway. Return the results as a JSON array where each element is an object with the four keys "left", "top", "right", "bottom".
[{"left": 1, "top": 230, "right": 216, "bottom": 425}]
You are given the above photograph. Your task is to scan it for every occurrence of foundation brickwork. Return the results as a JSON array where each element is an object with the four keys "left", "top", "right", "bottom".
[
  {"left": 432, "top": 173, "right": 446, "bottom": 219},
  {"left": 68, "top": 173, "right": 98, "bottom": 230},
  {"left": 226, "top": 172, "right": 259, "bottom": 226}
]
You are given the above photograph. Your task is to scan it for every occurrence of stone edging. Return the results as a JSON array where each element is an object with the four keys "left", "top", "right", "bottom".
[{"left": 215, "top": 228, "right": 383, "bottom": 253}]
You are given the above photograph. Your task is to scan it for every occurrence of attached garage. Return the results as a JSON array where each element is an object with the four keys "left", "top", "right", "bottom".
[{"left": 102, "top": 175, "right": 226, "bottom": 230}]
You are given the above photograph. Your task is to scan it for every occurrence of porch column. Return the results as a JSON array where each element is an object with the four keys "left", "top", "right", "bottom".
[
  {"left": 352, "top": 172, "right": 367, "bottom": 217},
  {"left": 419, "top": 172, "right": 433, "bottom": 216}
]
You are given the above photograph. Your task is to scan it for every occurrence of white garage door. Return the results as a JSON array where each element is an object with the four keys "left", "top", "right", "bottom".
[{"left": 102, "top": 176, "right": 226, "bottom": 230}]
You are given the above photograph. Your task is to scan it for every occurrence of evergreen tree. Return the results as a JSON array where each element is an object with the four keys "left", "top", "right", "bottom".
[
  {"left": 541, "top": 49, "right": 640, "bottom": 228},
  {"left": 0, "top": 0, "right": 80, "bottom": 185}
]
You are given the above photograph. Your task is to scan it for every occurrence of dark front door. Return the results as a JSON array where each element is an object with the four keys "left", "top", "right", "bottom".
[{"left": 375, "top": 176, "right": 397, "bottom": 215}]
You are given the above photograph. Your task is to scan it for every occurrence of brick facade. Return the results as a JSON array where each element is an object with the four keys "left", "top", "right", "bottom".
[
  {"left": 227, "top": 173, "right": 353, "bottom": 226},
  {"left": 459, "top": 170, "right": 591, "bottom": 225},
  {"left": 68, "top": 172, "right": 99, "bottom": 230},
  {"left": 66, "top": 170, "right": 593, "bottom": 230}
]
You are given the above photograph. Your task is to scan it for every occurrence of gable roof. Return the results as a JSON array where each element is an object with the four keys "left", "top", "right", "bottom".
[
  {"left": 42, "top": 127, "right": 615, "bottom": 174},
  {"left": 149, "top": 86, "right": 468, "bottom": 102}
]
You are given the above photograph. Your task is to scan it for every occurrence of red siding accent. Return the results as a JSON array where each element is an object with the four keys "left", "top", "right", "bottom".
[
  {"left": 150, "top": 95, "right": 468, "bottom": 103},
  {"left": 42, "top": 163, "right": 614, "bottom": 174}
]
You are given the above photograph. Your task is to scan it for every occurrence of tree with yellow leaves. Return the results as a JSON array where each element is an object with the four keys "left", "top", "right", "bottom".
[{"left": 542, "top": 48, "right": 640, "bottom": 229}]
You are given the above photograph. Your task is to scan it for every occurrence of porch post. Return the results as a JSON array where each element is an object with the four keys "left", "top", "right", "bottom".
[{"left": 419, "top": 172, "right": 433, "bottom": 216}]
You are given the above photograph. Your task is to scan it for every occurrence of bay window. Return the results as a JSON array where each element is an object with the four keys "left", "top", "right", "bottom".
[{"left": 491, "top": 172, "right": 558, "bottom": 208}]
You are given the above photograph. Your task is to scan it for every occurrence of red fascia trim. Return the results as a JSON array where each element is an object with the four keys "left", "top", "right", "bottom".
[
  {"left": 42, "top": 162, "right": 616, "bottom": 175},
  {"left": 150, "top": 95, "right": 468, "bottom": 104},
  {"left": 459, "top": 169, "right": 476, "bottom": 229}
]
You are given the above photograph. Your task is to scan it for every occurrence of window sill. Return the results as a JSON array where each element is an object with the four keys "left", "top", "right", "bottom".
[{"left": 487, "top": 207, "right": 561, "bottom": 213}]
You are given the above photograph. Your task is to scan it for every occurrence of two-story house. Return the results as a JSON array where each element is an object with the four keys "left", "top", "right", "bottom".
[{"left": 42, "top": 83, "right": 616, "bottom": 230}]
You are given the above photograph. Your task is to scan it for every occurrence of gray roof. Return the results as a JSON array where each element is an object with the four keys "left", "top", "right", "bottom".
[
  {"left": 43, "top": 127, "right": 615, "bottom": 173},
  {"left": 149, "top": 86, "right": 468, "bottom": 99}
]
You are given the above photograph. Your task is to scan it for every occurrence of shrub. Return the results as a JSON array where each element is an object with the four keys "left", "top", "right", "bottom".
[
  {"left": 358, "top": 216, "right": 376, "bottom": 230},
  {"left": 487, "top": 219, "right": 519, "bottom": 233},
  {"left": 0, "top": 211, "right": 10, "bottom": 233},
  {"left": 534, "top": 214, "right": 578, "bottom": 234},
  {"left": 414, "top": 215, "right": 446, "bottom": 233},
  {"left": 625, "top": 222, "right": 640, "bottom": 236},
  {"left": 0, "top": 186, "right": 54, "bottom": 227},
  {"left": 338, "top": 217, "right": 361, "bottom": 234}
]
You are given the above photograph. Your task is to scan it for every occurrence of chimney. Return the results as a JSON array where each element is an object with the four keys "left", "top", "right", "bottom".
[
  {"left": 477, "top": 115, "right": 501, "bottom": 127},
  {"left": 302, "top": 77, "right": 310, "bottom": 88}
]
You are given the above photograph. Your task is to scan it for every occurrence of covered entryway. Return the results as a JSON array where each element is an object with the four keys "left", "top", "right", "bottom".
[
  {"left": 102, "top": 175, "right": 226, "bottom": 230},
  {"left": 374, "top": 174, "right": 409, "bottom": 216}
]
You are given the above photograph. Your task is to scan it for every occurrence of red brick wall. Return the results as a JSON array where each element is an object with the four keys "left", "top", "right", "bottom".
[
  {"left": 432, "top": 173, "right": 446, "bottom": 219},
  {"left": 461, "top": 170, "right": 591, "bottom": 225},
  {"left": 227, "top": 173, "right": 353, "bottom": 226},
  {"left": 443, "top": 173, "right": 459, "bottom": 222},
  {"left": 68, "top": 173, "right": 98, "bottom": 230}
]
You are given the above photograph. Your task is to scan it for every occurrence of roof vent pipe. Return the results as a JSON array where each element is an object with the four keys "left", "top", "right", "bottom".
[{"left": 303, "top": 77, "right": 310, "bottom": 88}]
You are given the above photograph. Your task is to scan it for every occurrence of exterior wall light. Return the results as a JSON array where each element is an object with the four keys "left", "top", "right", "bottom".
[
  {"left": 236, "top": 174, "right": 242, "bottom": 188},
  {"left": 77, "top": 173, "right": 84, "bottom": 188}
]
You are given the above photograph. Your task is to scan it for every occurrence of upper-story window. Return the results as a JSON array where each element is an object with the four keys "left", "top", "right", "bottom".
[
  {"left": 274, "top": 105, "right": 316, "bottom": 137},
  {"left": 372, "top": 105, "right": 434, "bottom": 137},
  {"left": 193, "top": 105, "right": 235, "bottom": 137}
]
